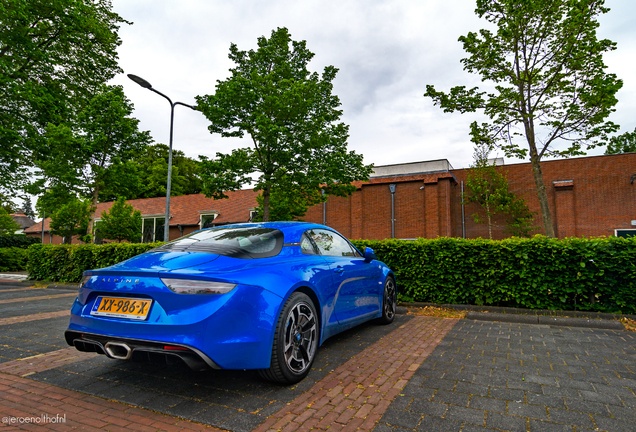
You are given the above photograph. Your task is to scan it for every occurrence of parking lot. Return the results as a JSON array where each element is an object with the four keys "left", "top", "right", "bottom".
[{"left": 1, "top": 281, "right": 635, "bottom": 431}]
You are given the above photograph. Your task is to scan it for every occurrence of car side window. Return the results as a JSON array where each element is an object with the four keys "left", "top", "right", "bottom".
[
  {"left": 304, "top": 229, "right": 359, "bottom": 258},
  {"left": 300, "top": 233, "right": 319, "bottom": 255}
]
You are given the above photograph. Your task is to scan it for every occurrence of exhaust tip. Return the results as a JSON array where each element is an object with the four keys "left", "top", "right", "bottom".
[{"left": 104, "top": 342, "right": 132, "bottom": 360}]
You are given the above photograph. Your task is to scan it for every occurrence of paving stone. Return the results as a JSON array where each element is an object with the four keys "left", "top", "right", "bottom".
[
  {"left": 415, "top": 415, "right": 461, "bottom": 432},
  {"left": 468, "top": 396, "right": 507, "bottom": 413},
  {"left": 485, "top": 412, "right": 527, "bottom": 432},
  {"left": 489, "top": 387, "right": 525, "bottom": 402},
  {"left": 432, "top": 389, "right": 470, "bottom": 406},
  {"left": 564, "top": 398, "right": 611, "bottom": 416},
  {"left": 547, "top": 408, "right": 595, "bottom": 429},
  {"left": 454, "top": 381, "right": 489, "bottom": 396},
  {"left": 506, "top": 402, "right": 548, "bottom": 420},
  {"left": 380, "top": 409, "right": 422, "bottom": 429},
  {"left": 593, "top": 415, "right": 636, "bottom": 432},
  {"left": 408, "top": 399, "right": 447, "bottom": 417},
  {"left": 444, "top": 405, "right": 485, "bottom": 425},
  {"left": 219, "top": 412, "right": 265, "bottom": 432},
  {"left": 525, "top": 392, "right": 566, "bottom": 409},
  {"left": 528, "top": 419, "right": 573, "bottom": 432},
  {"left": 606, "top": 404, "right": 636, "bottom": 422}
]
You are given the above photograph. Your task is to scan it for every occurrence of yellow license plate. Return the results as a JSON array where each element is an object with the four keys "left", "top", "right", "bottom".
[{"left": 90, "top": 296, "right": 152, "bottom": 320}]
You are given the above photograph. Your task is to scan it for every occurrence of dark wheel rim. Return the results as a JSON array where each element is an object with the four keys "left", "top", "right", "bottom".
[
  {"left": 384, "top": 278, "right": 396, "bottom": 320},
  {"left": 284, "top": 301, "right": 317, "bottom": 374}
]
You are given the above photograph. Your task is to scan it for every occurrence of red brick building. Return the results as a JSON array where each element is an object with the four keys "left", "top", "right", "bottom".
[{"left": 25, "top": 153, "right": 636, "bottom": 243}]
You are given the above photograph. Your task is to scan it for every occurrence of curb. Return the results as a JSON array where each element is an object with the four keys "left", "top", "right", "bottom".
[
  {"left": 466, "top": 311, "right": 625, "bottom": 330},
  {"left": 0, "top": 281, "right": 33, "bottom": 287},
  {"left": 46, "top": 284, "right": 79, "bottom": 291}
]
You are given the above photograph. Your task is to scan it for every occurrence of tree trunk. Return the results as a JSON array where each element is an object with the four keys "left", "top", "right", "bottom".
[
  {"left": 529, "top": 149, "right": 555, "bottom": 238},
  {"left": 262, "top": 185, "right": 270, "bottom": 222},
  {"left": 87, "top": 184, "right": 99, "bottom": 242}
]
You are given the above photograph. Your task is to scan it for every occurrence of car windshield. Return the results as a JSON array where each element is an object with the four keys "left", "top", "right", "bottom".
[{"left": 154, "top": 227, "right": 284, "bottom": 259}]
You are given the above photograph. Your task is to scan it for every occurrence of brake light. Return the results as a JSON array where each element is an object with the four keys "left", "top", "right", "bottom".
[
  {"left": 161, "top": 278, "right": 237, "bottom": 295},
  {"left": 163, "top": 346, "right": 188, "bottom": 351}
]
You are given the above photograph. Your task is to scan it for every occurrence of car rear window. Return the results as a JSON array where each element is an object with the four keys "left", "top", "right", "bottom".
[{"left": 153, "top": 227, "right": 284, "bottom": 259}]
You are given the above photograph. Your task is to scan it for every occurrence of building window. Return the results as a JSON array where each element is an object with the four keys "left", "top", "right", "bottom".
[
  {"left": 141, "top": 216, "right": 165, "bottom": 243},
  {"left": 615, "top": 229, "right": 636, "bottom": 238},
  {"left": 199, "top": 212, "right": 219, "bottom": 229}
]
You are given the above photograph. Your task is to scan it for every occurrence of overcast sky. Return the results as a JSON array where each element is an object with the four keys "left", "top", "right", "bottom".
[{"left": 109, "top": 0, "right": 636, "bottom": 171}]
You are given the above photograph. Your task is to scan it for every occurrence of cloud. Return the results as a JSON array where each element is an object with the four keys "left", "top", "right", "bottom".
[{"left": 110, "top": 0, "right": 636, "bottom": 171}]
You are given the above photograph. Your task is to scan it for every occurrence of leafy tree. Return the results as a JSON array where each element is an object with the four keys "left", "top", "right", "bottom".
[
  {"left": 32, "top": 85, "right": 152, "bottom": 234},
  {"left": 21, "top": 196, "right": 36, "bottom": 219},
  {"left": 0, "top": 0, "right": 129, "bottom": 196},
  {"left": 0, "top": 207, "right": 21, "bottom": 235},
  {"left": 0, "top": 194, "right": 16, "bottom": 213},
  {"left": 424, "top": 0, "right": 621, "bottom": 237},
  {"left": 97, "top": 196, "right": 142, "bottom": 243},
  {"left": 196, "top": 27, "right": 372, "bottom": 221},
  {"left": 605, "top": 127, "right": 636, "bottom": 154},
  {"left": 49, "top": 198, "right": 91, "bottom": 244},
  {"left": 463, "top": 143, "right": 536, "bottom": 239},
  {"left": 251, "top": 182, "right": 324, "bottom": 222}
]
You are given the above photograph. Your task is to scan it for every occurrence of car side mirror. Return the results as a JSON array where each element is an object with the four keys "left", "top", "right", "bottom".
[{"left": 364, "top": 247, "right": 377, "bottom": 263}]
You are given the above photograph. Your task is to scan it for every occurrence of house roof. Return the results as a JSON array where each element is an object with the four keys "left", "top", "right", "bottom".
[
  {"left": 10, "top": 212, "right": 36, "bottom": 230},
  {"left": 24, "top": 190, "right": 259, "bottom": 234}
]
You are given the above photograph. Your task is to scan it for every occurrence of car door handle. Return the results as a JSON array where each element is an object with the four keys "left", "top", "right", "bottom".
[{"left": 334, "top": 266, "right": 344, "bottom": 274}]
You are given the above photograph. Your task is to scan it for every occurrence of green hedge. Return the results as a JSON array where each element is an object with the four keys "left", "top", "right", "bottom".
[
  {"left": 27, "top": 242, "right": 162, "bottom": 283},
  {"left": 352, "top": 236, "right": 636, "bottom": 314},
  {"left": 24, "top": 236, "right": 636, "bottom": 314},
  {"left": 0, "top": 235, "right": 41, "bottom": 248},
  {"left": 0, "top": 247, "right": 29, "bottom": 272}
]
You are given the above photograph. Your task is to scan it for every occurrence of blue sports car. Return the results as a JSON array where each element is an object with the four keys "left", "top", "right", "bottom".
[{"left": 65, "top": 222, "right": 397, "bottom": 384}]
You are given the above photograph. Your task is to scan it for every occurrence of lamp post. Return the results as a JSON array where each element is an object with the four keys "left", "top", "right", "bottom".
[{"left": 127, "top": 74, "right": 198, "bottom": 242}]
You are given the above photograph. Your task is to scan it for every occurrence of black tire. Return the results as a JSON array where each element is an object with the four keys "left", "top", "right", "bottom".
[
  {"left": 378, "top": 276, "right": 396, "bottom": 325},
  {"left": 258, "top": 292, "right": 318, "bottom": 384}
]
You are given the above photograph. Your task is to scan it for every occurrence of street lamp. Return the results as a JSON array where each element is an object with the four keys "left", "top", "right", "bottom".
[{"left": 127, "top": 74, "right": 198, "bottom": 242}]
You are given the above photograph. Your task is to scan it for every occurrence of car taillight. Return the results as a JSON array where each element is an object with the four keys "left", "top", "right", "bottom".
[
  {"left": 161, "top": 278, "right": 237, "bottom": 295},
  {"left": 79, "top": 275, "right": 91, "bottom": 289}
]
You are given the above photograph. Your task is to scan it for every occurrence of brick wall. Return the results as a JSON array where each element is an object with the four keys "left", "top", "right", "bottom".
[{"left": 305, "top": 153, "right": 636, "bottom": 240}]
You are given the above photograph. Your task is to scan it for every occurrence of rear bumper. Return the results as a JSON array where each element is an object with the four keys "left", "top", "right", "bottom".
[
  {"left": 67, "top": 283, "right": 285, "bottom": 369},
  {"left": 65, "top": 330, "right": 218, "bottom": 371}
]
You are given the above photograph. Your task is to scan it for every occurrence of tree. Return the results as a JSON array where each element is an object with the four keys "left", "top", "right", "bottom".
[
  {"left": 196, "top": 27, "right": 372, "bottom": 222},
  {"left": 0, "top": 207, "right": 20, "bottom": 235},
  {"left": 32, "top": 85, "right": 152, "bottom": 234},
  {"left": 99, "top": 144, "right": 202, "bottom": 202},
  {"left": 463, "top": 143, "right": 536, "bottom": 239},
  {"left": 97, "top": 197, "right": 142, "bottom": 243},
  {"left": 605, "top": 127, "right": 636, "bottom": 154},
  {"left": 251, "top": 183, "right": 324, "bottom": 222},
  {"left": 424, "top": 0, "right": 621, "bottom": 238},
  {"left": 0, "top": 0, "right": 129, "bottom": 196},
  {"left": 49, "top": 198, "right": 91, "bottom": 244},
  {"left": 21, "top": 196, "right": 35, "bottom": 219}
]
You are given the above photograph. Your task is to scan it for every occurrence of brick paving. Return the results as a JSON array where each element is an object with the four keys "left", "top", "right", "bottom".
[
  {"left": 0, "top": 310, "right": 70, "bottom": 326},
  {"left": 0, "top": 287, "right": 43, "bottom": 293},
  {"left": 0, "top": 347, "right": 96, "bottom": 378},
  {"left": 0, "top": 293, "right": 76, "bottom": 305},
  {"left": 254, "top": 317, "right": 458, "bottom": 432},
  {"left": 0, "top": 315, "right": 456, "bottom": 431},
  {"left": 0, "top": 372, "right": 224, "bottom": 431}
]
